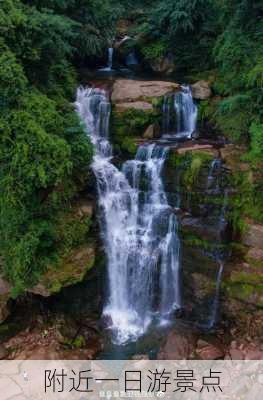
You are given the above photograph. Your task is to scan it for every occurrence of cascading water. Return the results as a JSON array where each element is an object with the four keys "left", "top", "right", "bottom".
[
  {"left": 206, "top": 159, "right": 222, "bottom": 191},
  {"left": 162, "top": 85, "right": 197, "bottom": 139},
  {"left": 107, "top": 47, "right": 114, "bottom": 70},
  {"left": 208, "top": 261, "right": 224, "bottom": 329},
  {"left": 76, "top": 86, "right": 181, "bottom": 344},
  {"left": 99, "top": 47, "right": 114, "bottom": 71}
]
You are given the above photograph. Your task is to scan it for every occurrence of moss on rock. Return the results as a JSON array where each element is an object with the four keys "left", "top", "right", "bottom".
[
  {"left": 168, "top": 150, "right": 213, "bottom": 190},
  {"left": 29, "top": 200, "right": 96, "bottom": 297},
  {"left": 165, "top": 150, "right": 216, "bottom": 213},
  {"left": 111, "top": 107, "right": 161, "bottom": 156},
  {"left": 223, "top": 261, "right": 263, "bottom": 308},
  {"left": 31, "top": 244, "right": 96, "bottom": 296}
]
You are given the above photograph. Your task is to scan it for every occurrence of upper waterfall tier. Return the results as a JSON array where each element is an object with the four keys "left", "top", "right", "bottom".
[{"left": 162, "top": 85, "right": 197, "bottom": 139}]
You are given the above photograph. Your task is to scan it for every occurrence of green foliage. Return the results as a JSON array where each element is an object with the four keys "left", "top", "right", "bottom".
[
  {"left": 246, "top": 57, "right": 263, "bottom": 89},
  {"left": 136, "top": 0, "right": 218, "bottom": 73},
  {"left": 212, "top": 0, "right": 263, "bottom": 148},
  {"left": 0, "top": 100, "right": 93, "bottom": 293},
  {"left": 245, "top": 123, "right": 263, "bottom": 165},
  {"left": 54, "top": 211, "right": 92, "bottom": 258},
  {"left": 141, "top": 40, "right": 166, "bottom": 62},
  {"left": 0, "top": 0, "right": 96, "bottom": 294},
  {"left": 171, "top": 151, "right": 212, "bottom": 190},
  {"left": 72, "top": 335, "right": 86, "bottom": 348},
  {"left": 229, "top": 169, "right": 263, "bottom": 234},
  {"left": 111, "top": 107, "right": 160, "bottom": 156},
  {"left": 215, "top": 95, "right": 252, "bottom": 142},
  {"left": 0, "top": 49, "right": 27, "bottom": 108},
  {"left": 147, "top": 0, "right": 211, "bottom": 34}
]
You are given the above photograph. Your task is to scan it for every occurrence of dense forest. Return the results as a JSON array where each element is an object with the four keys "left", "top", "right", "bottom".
[{"left": 0, "top": 0, "right": 262, "bottom": 297}]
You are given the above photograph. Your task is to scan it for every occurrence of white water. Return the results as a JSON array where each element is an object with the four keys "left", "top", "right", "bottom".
[
  {"left": 162, "top": 85, "right": 197, "bottom": 139},
  {"left": 206, "top": 159, "right": 221, "bottom": 191},
  {"left": 76, "top": 86, "right": 181, "bottom": 343},
  {"left": 208, "top": 261, "right": 224, "bottom": 328},
  {"left": 99, "top": 47, "right": 114, "bottom": 71}
]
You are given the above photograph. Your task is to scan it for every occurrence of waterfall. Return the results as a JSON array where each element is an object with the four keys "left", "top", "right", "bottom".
[
  {"left": 99, "top": 47, "right": 114, "bottom": 71},
  {"left": 208, "top": 261, "right": 224, "bottom": 328},
  {"left": 206, "top": 159, "right": 221, "bottom": 190},
  {"left": 107, "top": 47, "right": 114, "bottom": 70},
  {"left": 162, "top": 85, "right": 197, "bottom": 139},
  {"left": 76, "top": 87, "right": 181, "bottom": 344}
]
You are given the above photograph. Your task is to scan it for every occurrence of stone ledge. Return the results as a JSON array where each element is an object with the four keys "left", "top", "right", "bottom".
[
  {"left": 111, "top": 79, "right": 180, "bottom": 103},
  {"left": 115, "top": 101, "right": 154, "bottom": 112}
]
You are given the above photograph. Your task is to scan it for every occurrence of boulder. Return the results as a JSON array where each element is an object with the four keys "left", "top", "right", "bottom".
[
  {"left": 115, "top": 101, "right": 153, "bottom": 112},
  {"left": 143, "top": 123, "right": 161, "bottom": 139},
  {"left": 111, "top": 79, "right": 180, "bottom": 104},
  {"left": 0, "top": 277, "right": 11, "bottom": 323},
  {"left": 191, "top": 80, "right": 212, "bottom": 100},
  {"left": 196, "top": 339, "right": 225, "bottom": 360},
  {"left": 158, "top": 327, "right": 196, "bottom": 360},
  {"left": 242, "top": 222, "right": 263, "bottom": 249}
]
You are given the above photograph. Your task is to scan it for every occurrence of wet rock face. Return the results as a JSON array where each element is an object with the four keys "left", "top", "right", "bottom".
[
  {"left": 181, "top": 216, "right": 224, "bottom": 242},
  {"left": 164, "top": 147, "right": 229, "bottom": 222},
  {"left": 162, "top": 145, "right": 232, "bottom": 324},
  {"left": 180, "top": 244, "right": 220, "bottom": 323},
  {"left": 158, "top": 326, "right": 197, "bottom": 360},
  {"left": 164, "top": 144, "right": 262, "bottom": 339}
]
